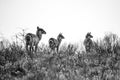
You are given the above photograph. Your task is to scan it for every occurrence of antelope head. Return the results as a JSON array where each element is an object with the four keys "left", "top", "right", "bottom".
[
  {"left": 86, "top": 32, "right": 93, "bottom": 39},
  {"left": 36, "top": 26, "right": 46, "bottom": 39},
  {"left": 57, "top": 33, "right": 65, "bottom": 43}
]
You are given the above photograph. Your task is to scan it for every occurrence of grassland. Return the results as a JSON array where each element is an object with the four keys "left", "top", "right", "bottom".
[{"left": 0, "top": 33, "right": 120, "bottom": 80}]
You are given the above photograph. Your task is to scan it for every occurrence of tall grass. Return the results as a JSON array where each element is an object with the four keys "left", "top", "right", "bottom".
[{"left": 0, "top": 32, "right": 120, "bottom": 80}]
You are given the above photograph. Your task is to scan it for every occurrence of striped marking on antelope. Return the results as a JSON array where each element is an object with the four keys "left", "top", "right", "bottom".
[
  {"left": 83, "top": 32, "right": 93, "bottom": 53},
  {"left": 49, "top": 33, "right": 65, "bottom": 53},
  {"left": 25, "top": 26, "right": 46, "bottom": 52}
]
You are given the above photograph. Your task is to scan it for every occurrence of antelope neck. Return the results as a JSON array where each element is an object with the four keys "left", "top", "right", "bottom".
[
  {"left": 57, "top": 37, "right": 62, "bottom": 45},
  {"left": 36, "top": 33, "right": 42, "bottom": 40}
]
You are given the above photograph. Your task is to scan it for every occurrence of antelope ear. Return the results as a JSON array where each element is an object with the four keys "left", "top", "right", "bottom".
[
  {"left": 37, "top": 26, "right": 39, "bottom": 30},
  {"left": 60, "top": 32, "right": 62, "bottom": 35}
]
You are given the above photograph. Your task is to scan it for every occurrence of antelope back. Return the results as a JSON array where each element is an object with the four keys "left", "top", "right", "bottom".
[
  {"left": 84, "top": 38, "right": 93, "bottom": 46},
  {"left": 25, "top": 33, "right": 39, "bottom": 46}
]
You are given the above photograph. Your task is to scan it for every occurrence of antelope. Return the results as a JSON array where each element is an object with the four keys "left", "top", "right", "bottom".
[
  {"left": 84, "top": 32, "right": 93, "bottom": 53},
  {"left": 25, "top": 26, "right": 46, "bottom": 52},
  {"left": 49, "top": 33, "right": 65, "bottom": 53}
]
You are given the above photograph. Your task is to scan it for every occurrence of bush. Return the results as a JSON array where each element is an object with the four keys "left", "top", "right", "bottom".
[{"left": 0, "top": 32, "right": 120, "bottom": 80}]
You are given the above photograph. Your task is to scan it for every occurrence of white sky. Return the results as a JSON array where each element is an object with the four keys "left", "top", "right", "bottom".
[{"left": 0, "top": 0, "right": 120, "bottom": 44}]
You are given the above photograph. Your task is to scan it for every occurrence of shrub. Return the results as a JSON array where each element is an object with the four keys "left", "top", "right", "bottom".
[{"left": 0, "top": 32, "right": 120, "bottom": 80}]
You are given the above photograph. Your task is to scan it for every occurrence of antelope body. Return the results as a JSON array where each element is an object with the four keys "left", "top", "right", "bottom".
[
  {"left": 25, "top": 26, "right": 46, "bottom": 52},
  {"left": 84, "top": 32, "right": 93, "bottom": 53},
  {"left": 49, "top": 33, "right": 64, "bottom": 52}
]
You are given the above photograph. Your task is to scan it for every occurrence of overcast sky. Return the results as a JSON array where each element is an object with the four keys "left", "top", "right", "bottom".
[{"left": 0, "top": 0, "right": 120, "bottom": 44}]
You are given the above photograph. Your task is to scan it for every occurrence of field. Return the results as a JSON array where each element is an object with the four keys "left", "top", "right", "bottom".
[{"left": 0, "top": 33, "right": 120, "bottom": 80}]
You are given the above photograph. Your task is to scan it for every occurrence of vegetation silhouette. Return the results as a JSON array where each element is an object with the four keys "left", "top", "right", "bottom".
[{"left": 0, "top": 30, "right": 120, "bottom": 80}]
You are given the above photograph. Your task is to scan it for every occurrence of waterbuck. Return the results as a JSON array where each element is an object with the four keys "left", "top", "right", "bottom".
[
  {"left": 84, "top": 32, "right": 93, "bottom": 53},
  {"left": 25, "top": 26, "right": 46, "bottom": 52},
  {"left": 49, "top": 33, "right": 65, "bottom": 53}
]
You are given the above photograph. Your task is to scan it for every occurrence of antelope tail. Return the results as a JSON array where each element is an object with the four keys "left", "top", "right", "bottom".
[
  {"left": 25, "top": 35, "right": 31, "bottom": 42},
  {"left": 49, "top": 38, "right": 55, "bottom": 48}
]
